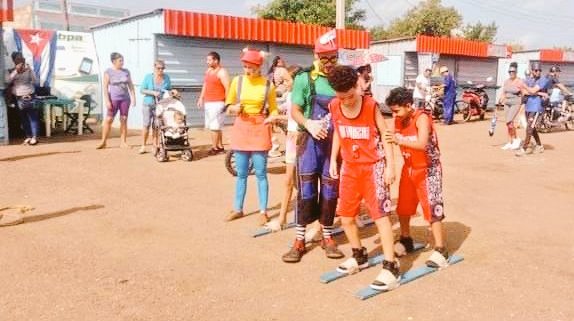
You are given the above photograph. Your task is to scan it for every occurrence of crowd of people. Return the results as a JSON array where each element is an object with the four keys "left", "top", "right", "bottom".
[
  {"left": 169, "top": 32, "right": 451, "bottom": 291},
  {"left": 9, "top": 27, "right": 572, "bottom": 290}
]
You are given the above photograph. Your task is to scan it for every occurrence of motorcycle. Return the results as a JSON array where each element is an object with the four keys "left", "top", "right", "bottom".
[
  {"left": 456, "top": 77, "right": 493, "bottom": 122},
  {"left": 538, "top": 95, "right": 574, "bottom": 132}
]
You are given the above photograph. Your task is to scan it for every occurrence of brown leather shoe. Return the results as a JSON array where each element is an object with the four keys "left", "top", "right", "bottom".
[
  {"left": 225, "top": 211, "right": 244, "bottom": 222},
  {"left": 321, "top": 238, "right": 345, "bottom": 259},
  {"left": 282, "top": 239, "right": 306, "bottom": 263}
]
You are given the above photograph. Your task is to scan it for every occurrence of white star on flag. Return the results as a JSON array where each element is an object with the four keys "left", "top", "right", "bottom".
[{"left": 30, "top": 33, "right": 42, "bottom": 45}]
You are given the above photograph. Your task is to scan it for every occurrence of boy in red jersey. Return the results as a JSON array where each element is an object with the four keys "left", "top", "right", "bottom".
[
  {"left": 328, "top": 66, "right": 400, "bottom": 291},
  {"left": 383, "top": 87, "right": 449, "bottom": 269}
]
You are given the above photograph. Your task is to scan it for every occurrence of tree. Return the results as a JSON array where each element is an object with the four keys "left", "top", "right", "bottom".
[
  {"left": 462, "top": 22, "right": 497, "bottom": 42},
  {"left": 370, "top": 0, "right": 462, "bottom": 41},
  {"left": 253, "top": 0, "right": 366, "bottom": 30}
]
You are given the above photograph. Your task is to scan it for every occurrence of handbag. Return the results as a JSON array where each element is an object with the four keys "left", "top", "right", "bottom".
[{"left": 231, "top": 76, "right": 272, "bottom": 151}]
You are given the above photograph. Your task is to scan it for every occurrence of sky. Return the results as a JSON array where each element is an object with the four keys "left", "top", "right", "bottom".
[{"left": 18, "top": 0, "right": 574, "bottom": 49}]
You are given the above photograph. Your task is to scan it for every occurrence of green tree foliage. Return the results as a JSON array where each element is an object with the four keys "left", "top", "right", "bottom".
[
  {"left": 370, "top": 0, "right": 462, "bottom": 41},
  {"left": 462, "top": 21, "right": 497, "bottom": 42},
  {"left": 253, "top": 0, "right": 366, "bottom": 29}
]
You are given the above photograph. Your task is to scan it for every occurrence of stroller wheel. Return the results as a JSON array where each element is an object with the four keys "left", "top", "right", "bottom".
[
  {"left": 181, "top": 149, "right": 193, "bottom": 161},
  {"left": 156, "top": 148, "right": 168, "bottom": 162}
]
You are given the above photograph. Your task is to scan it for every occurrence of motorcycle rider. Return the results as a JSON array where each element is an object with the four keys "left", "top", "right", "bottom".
[{"left": 546, "top": 66, "right": 573, "bottom": 120}]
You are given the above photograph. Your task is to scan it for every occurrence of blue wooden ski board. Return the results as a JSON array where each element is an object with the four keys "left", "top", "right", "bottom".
[
  {"left": 252, "top": 222, "right": 296, "bottom": 238},
  {"left": 319, "top": 243, "right": 425, "bottom": 284},
  {"left": 355, "top": 255, "right": 464, "bottom": 300}
]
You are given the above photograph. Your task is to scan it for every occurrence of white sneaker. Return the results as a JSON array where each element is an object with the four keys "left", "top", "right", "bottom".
[
  {"left": 501, "top": 142, "right": 512, "bottom": 150},
  {"left": 511, "top": 138, "right": 522, "bottom": 150}
]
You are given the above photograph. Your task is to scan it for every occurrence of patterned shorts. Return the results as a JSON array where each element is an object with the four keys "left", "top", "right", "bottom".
[{"left": 396, "top": 165, "right": 445, "bottom": 223}]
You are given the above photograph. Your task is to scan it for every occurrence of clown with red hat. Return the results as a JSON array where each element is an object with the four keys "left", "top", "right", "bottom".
[
  {"left": 281, "top": 30, "right": 344, "bottom": 263},
  {"left": 224, "top": 47, "right": 279, "bottom": 226}
]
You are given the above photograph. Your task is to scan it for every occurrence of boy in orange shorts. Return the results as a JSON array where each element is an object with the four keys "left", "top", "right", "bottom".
[
  {"left": 327, "top": 66, "right": 400, "bottom": 291},
  {"left": 383, "top": 87, "right": 449, "bottom": 269}
]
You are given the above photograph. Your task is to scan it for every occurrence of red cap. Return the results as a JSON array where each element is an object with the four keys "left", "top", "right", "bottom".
[
  {"left": 241, "top": 48, "right": 265, "bottom": 66},
  {"left": 314, "top": 30, "right": 338, "bottom": 54}
]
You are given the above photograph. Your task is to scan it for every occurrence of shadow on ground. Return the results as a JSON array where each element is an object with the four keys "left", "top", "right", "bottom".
[
  {"left": 22, "top": 205, "right": 105, "bottom": 224},
  {"left": 0, "top": 151, "right": 81, "bottom": 162}
]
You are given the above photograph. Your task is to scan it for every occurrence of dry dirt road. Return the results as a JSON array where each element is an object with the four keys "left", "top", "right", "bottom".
[{"left": 1, "top": 118, "right": 573, "bottom": 321}]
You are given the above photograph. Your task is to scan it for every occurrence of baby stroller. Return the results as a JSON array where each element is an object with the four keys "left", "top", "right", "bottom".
[{"left": 154, "top": 90, "right": 193, "bottom": 162}]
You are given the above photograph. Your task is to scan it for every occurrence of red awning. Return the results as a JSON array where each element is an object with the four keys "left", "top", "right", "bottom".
[
  {"left": 163, "top": 9, "right": 370, "bottom": 49},
  {"left": 416, "top": 35, "right": 510, "bottom": 58}
]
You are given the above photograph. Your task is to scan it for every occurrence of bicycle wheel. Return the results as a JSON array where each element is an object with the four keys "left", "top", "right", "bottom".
[
  {"left": 455, "top": 101, "right": 472, "bottom": 122},
  {"left": 225, "top": 150, "right": 254, "bottom": 176}
]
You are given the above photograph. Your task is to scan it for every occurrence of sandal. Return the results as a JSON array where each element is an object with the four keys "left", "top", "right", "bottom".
[
  {"left": 336, "top": 247, "right": 368, "bottom": 274},
  {"left": 225, "top": 211, "right": 244, "bottom": 222},
  {"left": 425, "top": 247, "right": 449, "bottom": 269},
  {"left": 370, "top": 260, "right": 401, "bottom": 291},
  {"left": 138, "top": 146, "right": 146, "bottom": 154}
]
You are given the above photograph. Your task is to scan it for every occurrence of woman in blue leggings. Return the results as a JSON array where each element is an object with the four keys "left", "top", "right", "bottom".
[{"left": 224, "top": 48, "right": 278, "bottom": 226}]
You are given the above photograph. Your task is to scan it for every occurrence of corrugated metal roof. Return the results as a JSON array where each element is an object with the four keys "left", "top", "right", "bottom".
[
  {"left": 417, "top": 35, "right": 489, "bottom": 57},
  {"left": 370, "top": 36, "right": 416, "bottom": 45},
  {"left": 90, "top": 9, "right": 163, "bottom": 30},
  {"left": 163, "top": 9, "right": 370, "bottom": 49},
  {"left": 540, "top": 49, "right": 564, "bottom": 62}
]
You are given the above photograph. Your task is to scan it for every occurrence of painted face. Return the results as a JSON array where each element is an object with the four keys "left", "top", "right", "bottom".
[
  {"left": 317, "top": 51, "right": 338, "bottom": 75},
  {"left": 390, "top": 104, "right": 413, "bottom": 119},
  {"left": 335, "top": 86, "right": 359, "bottom": 108},
  {"left": 243, "top": 62, "right": 261, "bottom": 77}
]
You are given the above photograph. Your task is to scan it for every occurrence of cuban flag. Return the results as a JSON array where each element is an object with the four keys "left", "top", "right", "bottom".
[{"left": 13, "top": 29, "right": 57, "bottom": 87}]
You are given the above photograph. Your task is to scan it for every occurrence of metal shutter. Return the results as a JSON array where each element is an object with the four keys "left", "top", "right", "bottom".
[
  {"left": 156, "top": 35, "right": 253, "bottom": 127},
  {"left": 456, "top": 58, "right": 498, "bottom": 84},
  {"left": 268, "top": 45, "right": 314, "bottom": 70}
]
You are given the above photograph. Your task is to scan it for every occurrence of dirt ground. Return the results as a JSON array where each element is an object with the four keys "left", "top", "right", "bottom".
[{"left": 1, "top": 116, "right": 573, "bottom": 321}]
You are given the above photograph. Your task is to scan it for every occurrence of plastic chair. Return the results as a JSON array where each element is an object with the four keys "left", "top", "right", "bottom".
[{"left": 65, "top": 94, "right": 94, "bottom": 134}]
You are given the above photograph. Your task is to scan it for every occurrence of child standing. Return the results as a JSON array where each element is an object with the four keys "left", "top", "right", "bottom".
[
  {"left": 266, "top": 66, "right": 302, "bottom": 231},
  {"left": 383, "top": 87, "right": 449, "bottom": 269},
  {"left": 327, "top": 66, "right": 400, "bottom": 291}
]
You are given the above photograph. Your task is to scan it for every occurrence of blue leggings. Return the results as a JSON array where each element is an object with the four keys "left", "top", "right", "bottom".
[{"left": 234, "top": 151, "right": 269, "bottom": 213}]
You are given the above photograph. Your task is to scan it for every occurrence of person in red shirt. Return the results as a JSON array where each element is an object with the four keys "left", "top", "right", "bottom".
[
  {"left": 383, "top": 87, "right": 449, "bottom": 269},
  {"left": 327, "top": 66, "right": 400, "bottom": 290},
  {"left": 197, "top": 52, "right": 230, "bottom": 155}
]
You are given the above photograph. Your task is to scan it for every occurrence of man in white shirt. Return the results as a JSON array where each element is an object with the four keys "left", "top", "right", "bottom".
[{"left": 413, "top": 68, "right": 432, "bottom": 109}]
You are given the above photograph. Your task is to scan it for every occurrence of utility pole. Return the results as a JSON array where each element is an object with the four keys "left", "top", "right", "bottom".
[
  {"left": 336, "top": 0, "right": 345, "bottom": 29},
  {"left": 62, "top": 0, "right": 70, "bottom": 31}
]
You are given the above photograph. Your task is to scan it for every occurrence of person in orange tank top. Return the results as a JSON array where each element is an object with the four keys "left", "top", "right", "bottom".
[
  {"left": 383, "top": 87, "right": 450, "bottom": 269},
  {"left": 327, "top": 66, "right": 401, "bottom": 291},
  {"left": 197, "top": 52, "right": 230, "bottom": 155}
]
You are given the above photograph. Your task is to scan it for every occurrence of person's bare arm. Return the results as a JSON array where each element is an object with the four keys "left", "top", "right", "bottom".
[
  {"left": 385, "top": 113, "right": 431, "bottom": 151},
  {"left": 329, "top": 128, "right": 341, "bottom": 179},
  {"left": 375, "top": 108, "right": 395, "bottom": 185},
  {"left": 219, "top": 68, "right": 231, "bottom": 96},
  {"left": 127, "top": 77, "right": 136, "bottom": 107},
  {"left": 103, "top": 72, "right": 111, "bottom": 109}
]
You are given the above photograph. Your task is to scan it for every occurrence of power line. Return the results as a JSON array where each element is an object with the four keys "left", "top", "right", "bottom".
[{"left": 363, "top": 0, "right": 386, "bottom": 25}]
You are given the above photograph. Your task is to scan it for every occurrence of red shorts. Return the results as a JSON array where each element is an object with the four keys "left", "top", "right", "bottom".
[
  {"left": 337, "top": 160, "right": 392, "bottom": 220},
  {"left": 396, "top": 165, "right": 445, "bottom": 223}
]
